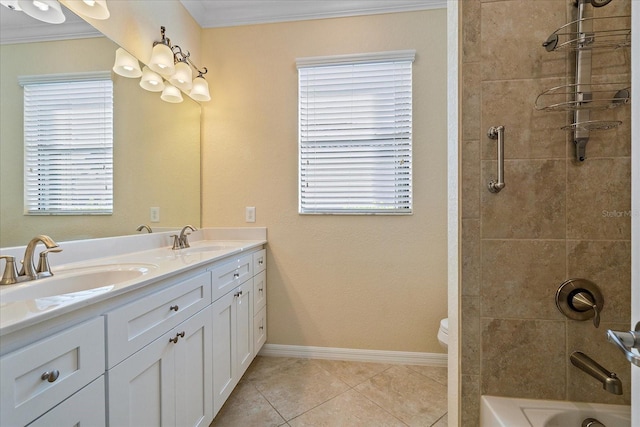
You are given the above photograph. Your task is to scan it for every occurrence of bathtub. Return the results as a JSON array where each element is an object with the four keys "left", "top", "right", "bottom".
[{"left": 481, "top": 395, "right": 631, "bottom": 427}]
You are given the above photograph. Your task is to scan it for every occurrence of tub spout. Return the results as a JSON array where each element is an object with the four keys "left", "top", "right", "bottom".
[{"left": 570, "top": 351, "right": 622, "bottom": 395}]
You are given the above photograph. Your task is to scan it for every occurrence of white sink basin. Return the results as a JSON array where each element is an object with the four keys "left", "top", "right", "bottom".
[
  {"left": 182, "top": 241, "right": 245, "bottom": 254},
  {"left": 0, "top": 263, "right": 157, "bottom": 304}
]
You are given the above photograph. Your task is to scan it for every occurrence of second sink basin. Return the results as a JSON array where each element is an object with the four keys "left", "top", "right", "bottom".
[{"left": 0, "top": 263, "right": 157, "bottom": 304}]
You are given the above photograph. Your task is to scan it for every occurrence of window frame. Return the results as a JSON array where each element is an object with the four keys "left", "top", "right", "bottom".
[{"left": 297, "top": 50, "right": 415, "bottom": 215}]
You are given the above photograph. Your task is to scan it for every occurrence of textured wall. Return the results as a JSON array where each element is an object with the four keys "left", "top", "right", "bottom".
[
  {"left": 460, "top": 0, "right": 632, "bottom": 424},
  {"left": 200, "top": 10, "right": 449, "bottom": 353}
]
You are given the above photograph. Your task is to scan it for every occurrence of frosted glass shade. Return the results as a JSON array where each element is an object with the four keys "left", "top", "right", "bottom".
[
  {"left": 148, "top": 43, "right": 175, "bottom": 76},
  {"left": 139, "top": 66, "right": 165, "bottom": 92},
  {"left": 160, "top": 84, "right": 183, "bottom": 103},
  {"left": 169, "top": 61, "right": 193, "bottom": 91},
  {"left": 190, "top": 76, "right": 211, "bottom": 102},
  {"left": 63, "top": 0, "right": 110, "bottom": 19},
  {"left": 113, "top": 48, "right": 142, "bottom": 78},
  {"left": 17, "top": 0, "right": 65, "bottom": 24}
]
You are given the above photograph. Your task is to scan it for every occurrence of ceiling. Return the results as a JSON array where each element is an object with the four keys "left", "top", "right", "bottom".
[
  {"left": 0, "top": 0, "right": 445, "bottom": 44},
  {"left": 179, "top": 0, "right": 446, "bottom": 28}
]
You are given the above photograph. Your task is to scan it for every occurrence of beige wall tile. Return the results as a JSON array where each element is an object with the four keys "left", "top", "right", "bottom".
[
  {"left": 481, "top": 240, "right": 565, "bottom": 320},
  {"left": 481, "top": 319, "right": 566, "bottom": 399},
  {"left": 481, "top": 78, "right": 568, "bottom": 160},
  {"left": 462, "top": 0, "right": 481, "bottom": 64},
  {"left": 481, "top": 159, "right": 566, "bottom": 239},
  {"left": 461, "top": 296, "right": 480, "bottom": 376},
  {"left": 481, "top": 0, "right": 567, "bottom": 81},
  {"left": 462, "top": 64, "right": 481, "bottom": 141},
  {"left": 462, "top": 219, "right": 481, "bottom": 296},
  {"left": 567, "top": 240, "right": 631, "bottom": 323},
  {"left": 461, "top": 375, "right": 480, "bottom": 427},
  {"left": 566, "top": 157, "right": 631, "bottom": 240},
  {"left": 462, "top": 141, "right": 481, "bottom": 219}
]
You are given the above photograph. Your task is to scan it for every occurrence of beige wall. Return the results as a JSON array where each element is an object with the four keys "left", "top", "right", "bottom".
[
  {"left": 200, "top": 10, "right": 449, "bottom": 353},
  {"left": 459, "top": 0, "right": 631, "bottom": 424},
  {"left": 0, "top": 37, "right": 200, "bottom": 246}
]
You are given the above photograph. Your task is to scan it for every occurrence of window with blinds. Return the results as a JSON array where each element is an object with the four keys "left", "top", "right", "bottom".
[
  {"left": 297, "top": 50, "right": 415, "bottom": 214},
  {"left": 20, "top": 72, "right": 113, "bottom": 215}
]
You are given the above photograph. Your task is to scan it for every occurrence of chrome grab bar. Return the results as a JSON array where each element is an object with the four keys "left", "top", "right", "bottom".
[
  {"left": 487, "top": 126, "right": 505, "bottom": 193},
  {"left": 607, "top": 322, "right": 640, "bottom": 367}
]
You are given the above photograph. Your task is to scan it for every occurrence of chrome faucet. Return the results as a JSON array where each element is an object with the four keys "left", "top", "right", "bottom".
[
  {"left": 136, "top": 224, "right": 153, "bottom": 233},
  {"left": 570, "top": 351, "right": 622, "bottom": 395},
  {"left": 172, "top": 225, "right": 197, "bottom": 250}
]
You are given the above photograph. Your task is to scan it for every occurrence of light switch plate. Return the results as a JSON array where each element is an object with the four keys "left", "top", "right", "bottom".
[
  {"left": 245, "top": 206, "right": 256, "bottom": 223},
  {"left": 150, "top": 207, "right": 160, "bottom": 222}
]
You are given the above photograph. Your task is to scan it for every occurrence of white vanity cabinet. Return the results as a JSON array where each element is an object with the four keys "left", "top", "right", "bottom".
[
  {"left": 106, "top": 272, "right": 214, "bottom": 427},
  {"left": 211, "top": 249, "right": 266, "bottom": 417},
  {"left": 0, "top": 317, "right": 105, "bottom": 426}
]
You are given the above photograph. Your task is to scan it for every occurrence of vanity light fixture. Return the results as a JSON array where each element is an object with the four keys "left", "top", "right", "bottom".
[
  {"left": 160, "top": 83, "right": 183, "bottom": 104},
  {"left": 190, "top": 71, "right": 211, "bottom": 102},
  {"left": 63, "top": 0, "right": 109, "bottom": 20},
  {"left": 16, "top": 0, "right": 65, "bottom": 24},
  {"left": 139, "top": 66, "right": 165, "bottom": 92},
  {"left": 112, "top": 48, "right": 142, "bottom": 78}
]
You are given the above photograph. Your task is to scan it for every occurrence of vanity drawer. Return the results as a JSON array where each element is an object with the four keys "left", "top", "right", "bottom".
[
  {"left": 253, "top": 270, "right": 266, "bottom": 313},
  {"left": 253, "top": 249, "right": 266, "bottom": 274},
  {"left": 0, "top": 317, "right": 105, "bottom": 427},
  {"left": 105, "top": 272, "right": 211, "bottom": 368},
  {"left": 254, "top": 306, "right": 267, "bottom": 354},
  {"left": 211, "top": 254, "right": 253, "bottom": 302}
]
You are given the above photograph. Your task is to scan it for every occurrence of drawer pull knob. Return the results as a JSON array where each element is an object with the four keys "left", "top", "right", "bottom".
[
  {"left": 258, "top": 260, "right": 264, "bottom": 265},
  {"left": 170, "top": 305, "right": 179, "bottom": 312},
  {"left": 169, "top": 332, "right": 185, "bottom": 343},
  {"left": 234, "top": 291, "right": 243, "bottom": 297},
  {"left": 41, "top": 370, "right": 60, "bottom": 383},
  {"left": 233, "top": 272, "right": 240, "bottom": 279},
  {"left": 259, "top": 325, "right": 264, "bottom": 330}
]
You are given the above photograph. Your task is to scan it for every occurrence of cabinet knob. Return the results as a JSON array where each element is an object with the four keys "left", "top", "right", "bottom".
[
  {"left": 234, "top": 290, "right": 243, "bottom": 297},
  {"left": 233, "top": 272, "right": 240, "bottom": 279},
  {"left": 259, "top": 325, "right": 264, "bottom": 330},
  {"left": 169, "top": 305, "right": 179, "bottom": 312},
  {"left": 258, "top": 260, "right": 264, "bottom": 265},
  {"left": 41, "top": 370, "right": 60, "bottom": 383}
]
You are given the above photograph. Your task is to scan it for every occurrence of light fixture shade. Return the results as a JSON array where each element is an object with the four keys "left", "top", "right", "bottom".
[
  {"left": 190, "top": 76, "right": 211, "bottom": 102},
  {"left": 113, "top": 48, "right": 142, "bottom": 78},
  {"left": 63, "top": 0, "right": 110, "bottom": 20},
  {"left": 160, "top": 83, "right": 183, "bottom": 103},
  {"left": 148, "top": 43, "right": 175, "bottom": 76},
  {"left": 17, "top": 0, "right": 65, "bottom": 24},
  {"left": 139, "top": 66, "right": 165, "bottom": 92},
  {"left": 169, "top": 61, "right": 193, "bottom": 91}
]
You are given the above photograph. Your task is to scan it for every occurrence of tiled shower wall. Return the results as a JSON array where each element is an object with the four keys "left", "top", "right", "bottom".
[{"left": 459, "top": 0, "right": 632, "bottom": 424}]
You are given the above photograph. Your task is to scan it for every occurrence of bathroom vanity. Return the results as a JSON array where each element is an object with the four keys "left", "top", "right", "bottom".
[{"left": 0, "top": 228, "right": 267, "bottom": 426}]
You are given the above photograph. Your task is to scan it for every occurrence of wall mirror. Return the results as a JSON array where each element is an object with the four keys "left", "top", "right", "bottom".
[{"left": 0, "top": 4, "right": 201, "bottom": 247}]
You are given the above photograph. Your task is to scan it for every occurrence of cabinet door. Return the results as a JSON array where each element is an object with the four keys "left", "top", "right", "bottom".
[
  {"left": 212, "top": 291, "right": 235, "bottom": 417},
  {"left": 174, "top": 307, "right": 213, "bottom": 427},
  {"left": 107, "top": 330, "right": 176, "bottom": 427},
  {"left": 28, "top": 376, "right": 105, "bottom": 427},
  {"left": 236, "top": 280, "right": 254, "bottom": 378},
  {"left": 254, "top": 306, "right": 267, "bottom": 354}
]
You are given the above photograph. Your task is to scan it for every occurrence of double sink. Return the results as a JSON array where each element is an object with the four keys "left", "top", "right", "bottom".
[{"left": 0, "top": 240, "right": 253, "bottom": 330}]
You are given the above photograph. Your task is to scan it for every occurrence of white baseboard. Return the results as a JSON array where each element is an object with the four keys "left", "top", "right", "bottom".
[{"left": 258, "top": 344, "right": 447, "bottom": 366}]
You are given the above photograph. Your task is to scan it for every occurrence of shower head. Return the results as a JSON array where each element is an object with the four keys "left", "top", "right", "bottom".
[{"left": 589, "top": 0, "right": 612, "bottom": 7}]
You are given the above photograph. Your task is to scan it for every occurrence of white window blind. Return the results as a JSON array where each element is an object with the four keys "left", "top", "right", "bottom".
[
  {"left": 20, "top": 72, "right": 113, "bottom": 215},
  {"left": 298, "top": 50, "right": 415, "bottom": 215}
]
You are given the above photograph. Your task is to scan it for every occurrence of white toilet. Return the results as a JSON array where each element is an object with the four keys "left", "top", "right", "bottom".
[{"left": 437, "top": 318, "right": 449, "bottom": 350}]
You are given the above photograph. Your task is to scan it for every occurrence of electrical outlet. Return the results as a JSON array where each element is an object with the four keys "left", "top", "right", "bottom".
[
  {"left": 245, "top": 206, "right": 256, "bottom": 223},
  {"left": 150, "top": 207, "right": 160, "bottom": 223}
]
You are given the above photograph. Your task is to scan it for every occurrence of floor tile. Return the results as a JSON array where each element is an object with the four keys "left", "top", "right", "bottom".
[
  {"left": 210, "top": 380, "right": 286, "bottom": 427},
  {"left": 355, "top": 365, "right": 448, "bottom": 427},
  {"left": 312, "top": 359, "right": 392, "bottom": 387},
  {"left": 288, "top": 389, "right": 407, "bottom": 427},
  {"left": 407, "top": 365, "right": 448, "bottom": 387},
  {"left": 251, "top": 358, "right": 351, "bottom": 421}
]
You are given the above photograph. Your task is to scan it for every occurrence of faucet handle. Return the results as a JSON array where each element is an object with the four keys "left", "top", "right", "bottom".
[
  {"left": 171, "top": 235, "right": 181, "bottom": 250},
  {"left": 36, "top": 248, "right": 62, "bottom": 278},
  {"left": 0, "top": 256, "right": 19, "bottom": 285}
]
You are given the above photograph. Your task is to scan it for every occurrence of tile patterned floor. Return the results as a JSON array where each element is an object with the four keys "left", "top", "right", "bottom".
[{"left": 210, "top": 356, "right": 448, "bottom": 427}]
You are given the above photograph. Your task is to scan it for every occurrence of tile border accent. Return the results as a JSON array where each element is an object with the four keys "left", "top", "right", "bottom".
[{"left": 259, "top": 344, "right": 447, "bottom": 366}]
